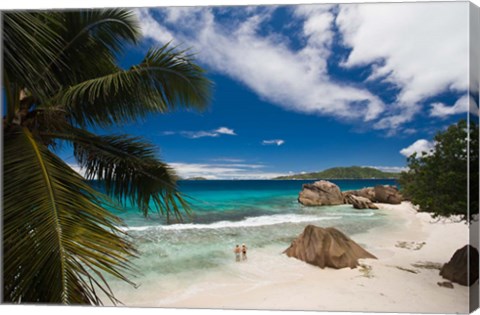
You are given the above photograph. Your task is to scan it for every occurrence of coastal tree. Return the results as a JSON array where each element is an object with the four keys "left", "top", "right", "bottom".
[
  {"left": 399, "top": 119, "right": 479, "bottom": 222},
  {"left": 3, "top": 10, "right": 212, "bottom": 304}
]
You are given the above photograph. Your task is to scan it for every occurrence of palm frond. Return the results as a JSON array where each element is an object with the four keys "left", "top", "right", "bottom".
[
  {"left": 3, "top": 127, "right": 137, "bottom": 304},
  {"left": 42, "top": 127, "right": 189, "bottom": 219},
  {"left": 2, "top": 12, "right": 65, "bottom": 105},
  {"left": 56, "top": 43, "right": 213, "bottom": 127},
  {"left": 73, "top": 9, "right": 140, "bottom": 53},
  {"left": 2, "top": 9, "right": 140, "bottom": 108},
  {"left": 40, "top": 9, "right": 140, "bottom": 88}
]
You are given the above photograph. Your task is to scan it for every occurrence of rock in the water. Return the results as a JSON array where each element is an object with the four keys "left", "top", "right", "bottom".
[
  {"left": 343, "top": 188, "right": 376, "bottom": 202},
  {"left": 284, "top": 225, "right": 377, "bottom": 269},
  {"left": 298, "top": 180, "right": 344, "bottom": 206},
  {"left": 440, "top": 245, "right": 479, "bottom": 286},
  {"left": 374, "top": 185, "right": 403, "bottom": 204},
  {"left": 344, "top": 194, "right": 379, "bottom": 209}
]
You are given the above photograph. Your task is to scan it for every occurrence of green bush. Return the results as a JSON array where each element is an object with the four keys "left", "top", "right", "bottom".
[{"left": 399, "top": 119, "right": 478, "bottom": 222}]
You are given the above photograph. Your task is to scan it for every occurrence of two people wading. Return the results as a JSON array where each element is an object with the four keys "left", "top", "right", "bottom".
[{"left": 234, "top": 243, "right": 247, "bottom": 262}]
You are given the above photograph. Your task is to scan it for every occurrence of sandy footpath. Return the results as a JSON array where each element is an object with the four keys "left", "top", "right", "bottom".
[{"left": 121, "top": 202, "right": 474, "bottom": 313}]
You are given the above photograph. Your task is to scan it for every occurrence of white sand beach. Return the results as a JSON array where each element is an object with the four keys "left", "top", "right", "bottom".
[{"left": 115, "top": 202, "right": 474, "bottom": 313}]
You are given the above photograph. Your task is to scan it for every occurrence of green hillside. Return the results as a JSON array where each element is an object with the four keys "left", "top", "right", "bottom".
[
  {"left": 274, "top": 166, "right": 400, "bottom": 180},
  {"left": 183, "top": 177, "right": 208, "bottom": 180}
]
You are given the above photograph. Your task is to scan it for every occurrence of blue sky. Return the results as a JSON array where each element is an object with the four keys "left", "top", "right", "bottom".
[{"left": 65, "top": 2, "right": 476, "bottom": 179}]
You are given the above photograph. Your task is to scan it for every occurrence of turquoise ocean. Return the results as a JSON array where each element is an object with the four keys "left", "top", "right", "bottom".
[{"left": 104, "top": 179, "right": 398, "bottom": 303}]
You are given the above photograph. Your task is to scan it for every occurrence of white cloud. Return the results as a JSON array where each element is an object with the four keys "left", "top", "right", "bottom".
[
  {"left": 184, "top": 131, "right": 219, "bottom": 138},
  {"left": 262, "top": 139, "right": 285, "bottom": 146},
  {"left": 337, "top": 2, "right": 469, "bottom": 129},
  {"left": 430, "top": 94, "right": 476, "bottom": 118},
  {"left": 400, "top": 139, "right": 434, "bottom": 157},
  {"left": 137, "top": 6, "right": 385, "bottom": 125},
  {"left": 70, "top": 160, "right": 283, "bottom": 180},
  {"left": 135, "top": 8, "right": 174, "bottom": 44},
  {"left": 162, "top": 126, "right": 237, "bottom": 138},
  {"left": 170, "top": 162, "right": 286, "bottom": 179},
  {"left": 403, "top": 128, "right": 417, "bottom": 135},
  {"left": 215, "top": 127, "right": 236, "bottom": 135},
  {"left": 365, "top": 165, "right": 408, "bottom": 173},
  {"left": 211, "top": 158, "right": 245, "bottom": 163},
  {"left": 137, "top": 3, "right": 469, "bottom": 133}
]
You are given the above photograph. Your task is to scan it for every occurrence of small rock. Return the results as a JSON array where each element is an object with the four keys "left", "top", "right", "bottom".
[
  {"left": 345, "top": 194, "right": 379, "bottom": 209},
  {"left": 358, "top": 263, "right": 374, "bottom": 278},
  {"left": 395, "top": 266, "right": 418, "bottom": 274},
  {"left": 437, "top": 281, "right": 454, "bottom": 289},
  {"left": 411, "top": 261, "right": 443, "bottom": 270},
  {"left": 395, "top": 241, "right": 426, "bottom": 250}
]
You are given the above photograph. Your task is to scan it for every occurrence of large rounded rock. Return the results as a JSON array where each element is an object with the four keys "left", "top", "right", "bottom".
[
  {"left": 440, "top": 245, "right": 479, "bottom": 286},
  {"left": 284, "top": 225, "right": 377, "bottom": 269},
  {"left": 374, "top": 185, "right": 403, "bottom": 204},
  {"left": 345, "top": 194, "right": 379, "bottom": 209},
  {"left": 298, "top": 180, "right": 344, "bottom": 206}
]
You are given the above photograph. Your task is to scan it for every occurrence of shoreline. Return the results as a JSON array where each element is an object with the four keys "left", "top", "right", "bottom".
[{"left": 116, "top": 202, "right": 472, "bottom": 313}]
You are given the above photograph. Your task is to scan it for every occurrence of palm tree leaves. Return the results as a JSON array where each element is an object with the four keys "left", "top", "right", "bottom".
[
  {"left": 60, "top": 9, "right": 140, "bottom": 53},
  {"left": 45, "top": 9, "right": 140, "bottom": 89},
  {"left": 140, "top": 45, "right": 212, "bottom": 110},
  {"left": 2, "top": 12, "right": 59, "bottom": 80},
  {"left": 4, "top": 127, "right": 137, "bottom": 304},
  {"left": 3, "top": 10, "right": 212, "bottom": 128},
  {"left": 45, "top": 127, "right": 189, "bottom": 219},
  {"left": 2, "top": 12, "right": 64, "bottom": 113},
  {"left": 3, "top": 9, "right": 212, "bottom": 305},
  {"left": 57, "top": 44, "right": 212, "bottom": 127},
  {"left": 3, "top": 10, "right": 141, "bottom": 110}
]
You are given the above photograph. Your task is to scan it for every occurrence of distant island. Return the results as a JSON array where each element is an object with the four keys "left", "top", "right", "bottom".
[
  {"left": 274, "top": 166, "right": 400, "bottom": 180},
  {"left": 184, "top": 177, "right": 208, "bottom": 180}
]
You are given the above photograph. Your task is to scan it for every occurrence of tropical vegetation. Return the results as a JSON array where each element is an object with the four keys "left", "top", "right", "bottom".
[
  {"left": 399, "top": 119, "right": 478, "bottom": 222},
  {"left": 3, "top": 10, "right": 211, "bottom": 304}
]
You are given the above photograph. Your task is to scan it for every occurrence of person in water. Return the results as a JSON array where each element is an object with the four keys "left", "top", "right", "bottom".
[
  {"left": 234, "top": 244, "right": 241, "bottom": 262},
  {"left": 242, "top": 243, "right": 247, "bottom": 261}
]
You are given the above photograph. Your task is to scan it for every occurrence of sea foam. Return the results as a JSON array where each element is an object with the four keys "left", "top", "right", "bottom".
[{"left": 124, "top": 213, "right": 341, "bottom": 232}]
